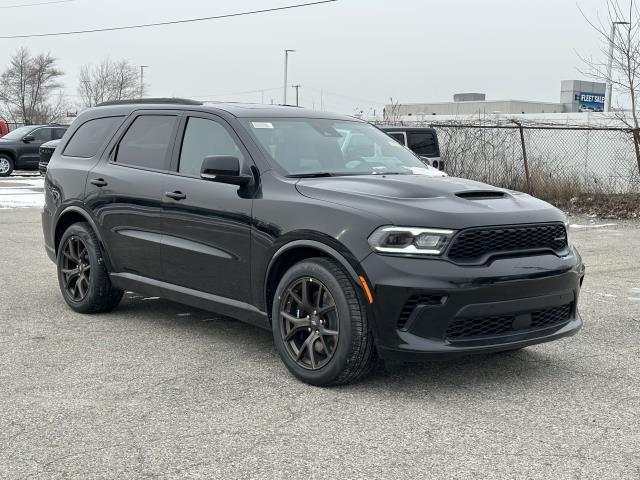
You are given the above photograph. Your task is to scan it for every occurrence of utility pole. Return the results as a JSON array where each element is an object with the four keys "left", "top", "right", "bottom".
[
  {"left": 606, "top": 21, "right": 630, "bottom": 112},
  {"left": 140, "top": 65, "right": 149, "bottom": 98},
  {"left": 293, "top": 85, "right": 301, "bottom": 106},
  {"left": 283, "top": 49, "right": 295, "bottom": 105}
]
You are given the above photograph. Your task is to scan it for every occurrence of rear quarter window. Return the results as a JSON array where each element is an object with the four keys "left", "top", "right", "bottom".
[
  {"left": 408, "top": 132, "right": 438, "bottom": 157},
  {"left": 63, "top": 116, "right": 124, "bottom": 158}
]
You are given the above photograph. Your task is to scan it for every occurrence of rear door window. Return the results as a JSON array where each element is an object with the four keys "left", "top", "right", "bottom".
[
  {"left": 408, "top": 132, "right": 438, "bottom": 156},
  {"left": 388, "top": 132, "right": 406, "bottom": 146},
  {"left": 115, "top": 115, "right": 178, "bottom": 170},
  {"left": 63, "top": 116, "right": 124, "bottom": 158}
]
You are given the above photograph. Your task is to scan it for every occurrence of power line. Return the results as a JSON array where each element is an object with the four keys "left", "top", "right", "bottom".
[
  {"left": 0, "top": 0, "right": 73, "bottom": 9},
  {"left": 305, "top": 86, "right": 386, "bottom": 106},
  {"left": 0, "top": 0, "right": 337, "bottom": 39},
  {"left": 189, "top": 87, "right": 282, "bottom": 99}
]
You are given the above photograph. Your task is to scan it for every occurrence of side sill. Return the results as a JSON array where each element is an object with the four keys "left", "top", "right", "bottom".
[{"left": 110, "top": 272, "right": 270, "bottom": 330}]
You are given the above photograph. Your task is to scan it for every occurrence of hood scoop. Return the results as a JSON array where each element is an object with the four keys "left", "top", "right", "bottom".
[{"left": 455, "top": 190, "right": 506, "bottom": 200}]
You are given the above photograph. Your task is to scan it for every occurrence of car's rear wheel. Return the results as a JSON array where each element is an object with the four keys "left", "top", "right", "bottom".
[
  {"left": 272, "top": 257, "right": 377, "bottom": 386},
  {"left": 57, "top": 222, "right": 123, "bottom": 313},
  {"left": 0, "top": 155, "right": 14, "bottom": 177}
]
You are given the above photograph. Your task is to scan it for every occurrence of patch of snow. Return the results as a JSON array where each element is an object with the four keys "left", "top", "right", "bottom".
[{"left": 570, "top": 223, "right": 618, "bottom": 230}]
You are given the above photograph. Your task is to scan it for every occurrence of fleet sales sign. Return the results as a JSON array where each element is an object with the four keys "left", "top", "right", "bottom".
[{"left": 578, "top": 92, "right": 605, "bottom": 112}]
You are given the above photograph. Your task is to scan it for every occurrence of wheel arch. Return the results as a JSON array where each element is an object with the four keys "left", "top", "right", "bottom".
[
  {"left": 54, "top": 206, "right": 113, "bottom": 269},
  {"left": 0, "top": 149, "right": 16, "bottom": 162},
  {"left": 264, "top": 240, "right": 365, "bottom": 323}
]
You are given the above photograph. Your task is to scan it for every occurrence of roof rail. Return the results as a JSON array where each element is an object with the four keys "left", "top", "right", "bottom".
[{"left": 96, "top": 98, "right": 203, "bottom": 107}]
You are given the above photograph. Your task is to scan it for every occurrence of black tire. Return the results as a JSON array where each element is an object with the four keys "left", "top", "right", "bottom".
[
  {"left": 271, "top": 257, "right": 377, "bottom": 386},
  {"left": 0, "top": 155, "right": 14, "bottom": 177},
  {"left": 57, "top": 222, "right": 123, "bottom": 313}
]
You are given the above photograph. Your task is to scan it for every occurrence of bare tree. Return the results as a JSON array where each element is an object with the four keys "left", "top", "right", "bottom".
[
  {"left": 579, "top": 0, "right": 640, "bottom": 174},
  {"left": 383, "top": 97, "right": 402, "bottom": 123},
  {"left": 0, "top": 47, "right": 65, "bottom": 124},
  {"left": 77, "top": 58, "right": 141, "bottom": 108}
]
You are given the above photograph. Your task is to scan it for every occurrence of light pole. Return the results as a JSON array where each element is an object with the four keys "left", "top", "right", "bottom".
[
  {"left": 140, "top": 65, "right": 149, "bottom": 98},
  {"left": 293, "top": 85, "right": 301, "bottom": 106},
  {"left": 283, "top": 49, "right": 295, "bottom": 105},
  {"left": 606, "top": 21, "right": 630, "bottom": 112}
]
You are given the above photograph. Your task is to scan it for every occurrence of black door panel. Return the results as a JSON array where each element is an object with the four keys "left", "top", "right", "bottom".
[
  {"left": 85, "top": 164, "right": 168, "bottom": 279},
  {"left": 161, "top": 114, "right": 254, "bottom": 301}
]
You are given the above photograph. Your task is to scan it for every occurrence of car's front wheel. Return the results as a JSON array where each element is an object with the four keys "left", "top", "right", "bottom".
[
  {"left": 272, "top": 257, "right": 377, "bottom": 386},
  {"left": 0, "top": 155, "right": 14, "bottom": 177},
  {"left": 57, "top": 222, "right": 123, "bottom": 313}
]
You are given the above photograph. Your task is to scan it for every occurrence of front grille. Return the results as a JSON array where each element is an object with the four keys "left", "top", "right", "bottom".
[
  {"left": 447, "top": 224, "right": 568, "bottom": 263},
  {"left": 398, "top": 294, "right": 446, "bottom": 330},
  {"left": 446, "top": 303, "right": 572, "bottom": 341},
  {"left": 39, "top": 147, "right": 55, "bottom": 164}
]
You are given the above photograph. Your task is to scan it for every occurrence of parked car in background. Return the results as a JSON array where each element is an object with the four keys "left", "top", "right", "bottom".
[
  {"left": 0, "top": 119, "right": 9, "bottom": 138},
  {"left": 380, "top": 126, "right": 444, "bottom": 171},
  {"left": 39, "top": 139, "right": 61, "bottom": 175},
  {"left": 42, "top": 99, "right": 584, "bottom": 386},
  {"left": 0, "top": 124, "right": 68, "bottom": 176}
]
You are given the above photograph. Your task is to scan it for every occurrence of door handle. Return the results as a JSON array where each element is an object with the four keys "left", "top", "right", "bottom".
[
  {"left": 165, "top": 191, "right": 186, "bottom": 200},
  {"left": 90, "top": 178, "right": 108, "bottom": 187}
]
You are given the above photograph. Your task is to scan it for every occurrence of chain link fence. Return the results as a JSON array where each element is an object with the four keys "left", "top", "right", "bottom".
[{"left": 378, "top": 121, "right": 640, "bottom": 199}]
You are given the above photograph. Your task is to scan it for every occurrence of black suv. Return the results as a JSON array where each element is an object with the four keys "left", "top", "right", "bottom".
[
  {"left": 0, "top": 124, "right": 68, "bottom": 176},
  {"left": 42, "top": 99, "right": 584, "bottom": 386}
]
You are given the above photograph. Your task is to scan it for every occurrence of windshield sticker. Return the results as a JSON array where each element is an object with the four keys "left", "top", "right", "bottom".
[{"left": 252, "top": 121, "right": 274, "bottom": 129}]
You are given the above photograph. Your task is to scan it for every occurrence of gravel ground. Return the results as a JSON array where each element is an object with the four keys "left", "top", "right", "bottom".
[{"left": 1, "top": 208, "right": 639, "bottom": 480}]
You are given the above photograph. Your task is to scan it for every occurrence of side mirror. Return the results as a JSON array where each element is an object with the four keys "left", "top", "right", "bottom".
[
  {"left": 23, "top": 135, "right": 35, "bottom": 143},
  {"left": 200, "top": 155, "right": 252, "bottom": 186}
]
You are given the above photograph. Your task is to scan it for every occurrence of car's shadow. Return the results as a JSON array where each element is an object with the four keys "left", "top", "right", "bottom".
[{"left": 111, "top": 293, "right": 559, "bottom": 391}]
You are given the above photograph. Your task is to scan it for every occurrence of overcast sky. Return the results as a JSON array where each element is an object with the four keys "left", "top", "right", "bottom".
[{"left": 0, "top": 0, "right": 609, "bottom": 115}]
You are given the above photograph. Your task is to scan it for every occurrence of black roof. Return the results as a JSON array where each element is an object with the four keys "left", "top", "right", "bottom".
[{"left": 90, "top": 98, "right": 360, "bottom": 122}]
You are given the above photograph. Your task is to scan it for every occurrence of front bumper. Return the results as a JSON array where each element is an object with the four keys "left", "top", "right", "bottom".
[{"left": 361, "top": 248, "right": 584, "bottom": 361}]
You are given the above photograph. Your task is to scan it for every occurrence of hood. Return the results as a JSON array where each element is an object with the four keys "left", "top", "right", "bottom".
[
  {"left": 41, "top": 139, "right": 61, "bottom": 148},
  {"left": 295, "top": 174, "right": 565, "bottom": 229},
  {"left": 0, "top": 138, "right": 18, "bottom": 145}
]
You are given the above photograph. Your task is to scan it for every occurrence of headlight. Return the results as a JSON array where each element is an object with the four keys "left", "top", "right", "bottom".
[{"left": 368, "top": 226, "right": 456, "bottom": 255}]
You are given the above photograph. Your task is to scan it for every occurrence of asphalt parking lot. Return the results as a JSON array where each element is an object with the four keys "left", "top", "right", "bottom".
[{"left": 1, "top": 195, "right": 639, "bottom": 478}]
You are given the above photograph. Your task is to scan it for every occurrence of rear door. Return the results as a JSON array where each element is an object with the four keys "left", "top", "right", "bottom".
[
  {"left": 85, "top": 111, "right": 180, "bottom": 281},
  {"left": 160, "top": 112, "right": 254, "bottom": 303}
]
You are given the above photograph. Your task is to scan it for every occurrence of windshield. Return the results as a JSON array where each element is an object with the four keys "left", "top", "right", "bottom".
[
  {"left": 241, "top": 118, "right": 435, "bottom": 176},
  {"left": 1, "top": 126, "right": 34, "bottom": 141}
]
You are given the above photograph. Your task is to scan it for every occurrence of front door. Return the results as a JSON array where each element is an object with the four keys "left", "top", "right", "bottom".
[
  {"left": 20, "top": 127, "right": 53, "bottom": 167},
  {"left": 160, "top": 113, "right": 254, "bottom": 303}
]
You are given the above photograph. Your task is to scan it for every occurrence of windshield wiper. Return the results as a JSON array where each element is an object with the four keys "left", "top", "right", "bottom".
[{"left": 286, "top": 172, "right": 335, "bottom": 178}]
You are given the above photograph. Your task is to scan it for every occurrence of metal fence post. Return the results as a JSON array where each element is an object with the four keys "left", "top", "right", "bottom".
[
  {"left": 513, "top": 121, "right": 531, "bottom": 192},
  {"left": 633, "top": 128, "right": 640, "bottom": 177}
]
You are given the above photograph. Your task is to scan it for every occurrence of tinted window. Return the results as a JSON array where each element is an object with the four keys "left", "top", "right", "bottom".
[
  {"left": 116, "top": 115, "right": 177, "bottom": 170},
  {"left": 53, "top": 128, "right": 67, "bottom": 140},
  {"left": 408, "top": 132, "right": 437, "bottom": 156},
  {"left": 178, "top": 117, "right": 245, "bottom": 178},
  {"left": 30, "top": 128, "right": 52, "bottom": 142},
  {"left": 63, "top": 116, "right": 123, "bottom": 158},
  {"left": 388, "top": 132, "right": 406, "bottom": 146}
]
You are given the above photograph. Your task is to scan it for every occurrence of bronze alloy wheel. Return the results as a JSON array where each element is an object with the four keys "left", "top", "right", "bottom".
[
  {"left": 279, "top": 277, "right": 339, "bottom": 370},
  {"left": 60, "top": 235, "right": 92, "bottom": 302}
]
